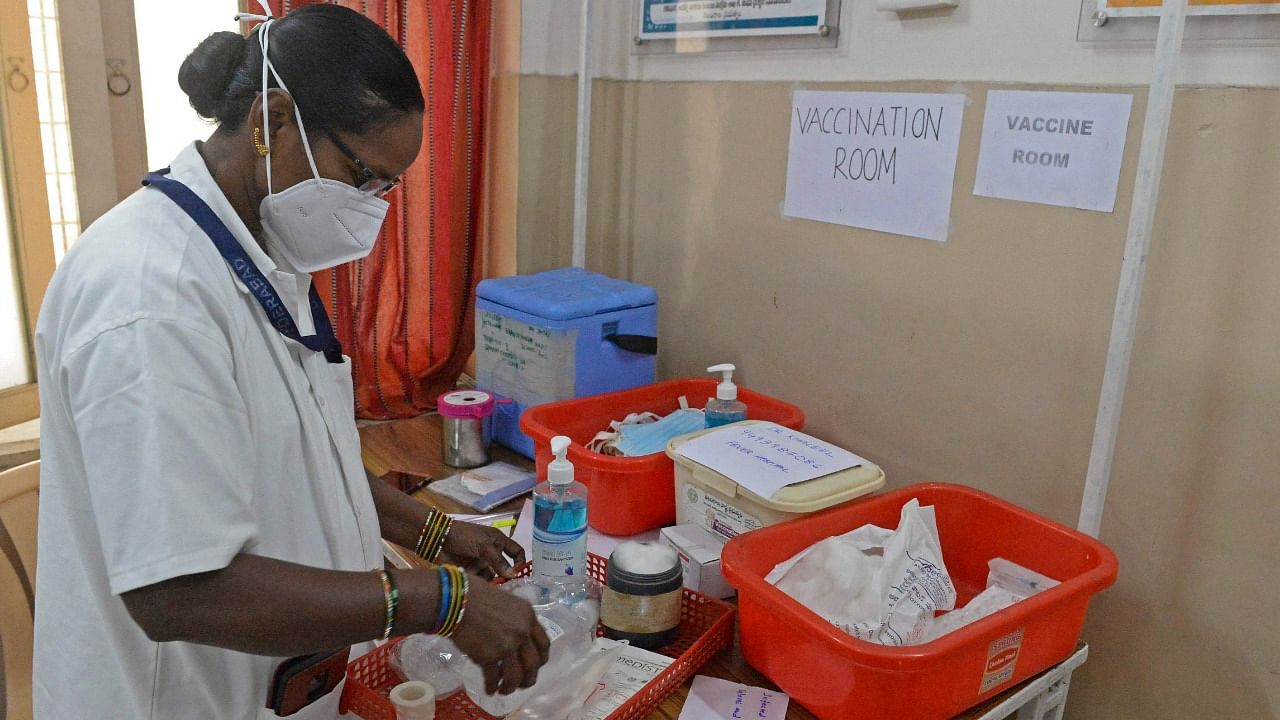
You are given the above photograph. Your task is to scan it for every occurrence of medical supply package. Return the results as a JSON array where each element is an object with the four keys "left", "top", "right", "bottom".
[{"left": 427, "top": 462, "right": 536, "bottom": 512}]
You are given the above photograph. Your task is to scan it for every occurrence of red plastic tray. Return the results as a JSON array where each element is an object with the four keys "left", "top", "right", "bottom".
[
  {"left": 520, "top": 378, "right": 805, "bottom": 535},
  {"left": 722, "top": 482, "right": 1118, "bottom": 720},
  {"left": 341, "top": 554, "right": 735, "bottom": 720}
]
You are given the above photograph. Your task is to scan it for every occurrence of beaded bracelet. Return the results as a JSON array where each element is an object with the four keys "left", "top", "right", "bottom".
[
  {"left": 375, "top": 569, "right": 399, "bottom": 641},
  {"left": 413, "top": 509, "right": 453, "bottom": 563}
]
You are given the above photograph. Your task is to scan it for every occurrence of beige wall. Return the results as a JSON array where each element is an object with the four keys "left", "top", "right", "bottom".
[{"left": 517, "top": 76, "right": 1280, "bottom": 718}]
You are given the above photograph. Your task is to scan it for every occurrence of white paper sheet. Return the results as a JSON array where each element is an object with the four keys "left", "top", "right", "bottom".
[
  {"left": 674, "top": 422, "right": 865, "bottom": 500},
  {"left": 974, "top": 91, "right": 1133, "bottom": 212},
  {"left": 578, "top": 645, "right": 674, "bottom": 720},
  {"left": 677, "top": 676, "right": 789, "bottom": 720},
  {"left": 784, "top": 90, "right": 967, "bottom": 242}
]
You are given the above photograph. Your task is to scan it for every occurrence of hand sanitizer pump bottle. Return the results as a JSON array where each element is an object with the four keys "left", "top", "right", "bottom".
[
  {"left": 705, "top": 364, "right": 748, "bottom": 428},
  {"left": 532, "top": 436, "right": 588, "bottom": 579}
]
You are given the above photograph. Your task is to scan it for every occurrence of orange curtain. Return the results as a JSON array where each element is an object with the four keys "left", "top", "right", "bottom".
[{"left": 272, "top": 0, "right": 493, "bottom": 418}]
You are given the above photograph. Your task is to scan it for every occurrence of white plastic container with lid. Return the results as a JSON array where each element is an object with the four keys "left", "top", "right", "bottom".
[{"left": 666, "top": 421, "right": 885, "bottom": 542}]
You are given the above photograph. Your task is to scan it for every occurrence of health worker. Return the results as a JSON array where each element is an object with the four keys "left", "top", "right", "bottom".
[{"left": 31, "top": 5, "right": 548, "bottom": 719}]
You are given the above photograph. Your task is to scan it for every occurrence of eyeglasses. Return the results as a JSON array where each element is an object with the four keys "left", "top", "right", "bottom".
[{"left": 325, "top": 131, "right": 401, "bottom": 198}]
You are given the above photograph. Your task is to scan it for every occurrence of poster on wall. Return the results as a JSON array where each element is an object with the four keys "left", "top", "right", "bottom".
[
  {"left": 973, "top": 91, "right": 1133, "bottom": 213},
  {"left": 638, "top": 0, "right": 827, "bottom": 39},
  {"left": 1100, "top": 0, "right": 1280, "bottom": 17},
  {"left": 783, "top": 91, "right": 967, "bottom": 243}
]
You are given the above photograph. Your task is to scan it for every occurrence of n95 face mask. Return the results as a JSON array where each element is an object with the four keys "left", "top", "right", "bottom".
[{"left": 253, "top": 15, "right": 389, "bottom": 272}]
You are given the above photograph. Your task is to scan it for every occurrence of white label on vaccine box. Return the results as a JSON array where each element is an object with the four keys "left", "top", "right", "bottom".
[{"left": 661, "top": 523, "right": 734, "bottom": 599}]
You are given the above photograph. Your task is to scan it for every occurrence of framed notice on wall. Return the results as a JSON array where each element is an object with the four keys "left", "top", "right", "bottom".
[
  {"left": 1100, "top": 0, "right": 1280, "bottom": 17},
  {"left": 638, "top": 0, "right": 829, "bottom": 39}
]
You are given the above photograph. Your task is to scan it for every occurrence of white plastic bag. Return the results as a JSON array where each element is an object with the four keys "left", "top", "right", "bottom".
[
  {"left": 765, "top": 499, "right": 957, "bottom": 646},
  {"left": 460, "top": 602, "right": 595, "bottom": 716},
  {"left": 506, "top": 638, "right": 629, "bottom": 720},
  {"left": 921, "top": 558, "right": 1060, "bottom": 642}
]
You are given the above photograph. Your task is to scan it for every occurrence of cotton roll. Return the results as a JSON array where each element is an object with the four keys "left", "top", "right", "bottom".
[
  {"left": 610, "top": 541, "right": 678, "bottom": 575},
  {"left": 390, "top": 680, "right": 436, "bottom": 720}
]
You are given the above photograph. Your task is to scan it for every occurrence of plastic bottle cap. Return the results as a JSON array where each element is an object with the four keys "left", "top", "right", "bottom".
[
  {"left": 548, "top": 435, "right": 574, "bottom": 486},
  {"left": 707, "top": 363, "right": 738, "bottom": 401}
]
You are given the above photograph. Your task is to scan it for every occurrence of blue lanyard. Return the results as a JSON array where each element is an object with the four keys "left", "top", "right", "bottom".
[{"left": 143, "top": 170, "right": 344, "bottom": 364}]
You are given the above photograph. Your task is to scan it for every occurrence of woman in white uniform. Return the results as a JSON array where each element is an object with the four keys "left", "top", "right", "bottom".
[{"left": 31, "top": 6, "right": 547, "bottom": 718}]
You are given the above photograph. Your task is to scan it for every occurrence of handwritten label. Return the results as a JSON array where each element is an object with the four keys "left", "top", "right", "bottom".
[
  {"left": 678, "top": 676, "right": 789, "bottom": 720},
  {"left": 784, "top": 90, "right": 966, "bottom": 242},
  {"left": 639, "top": 0, "right": 826, "bottom": 39},
  {"left": 974, "top": 91, "right": 1133, "bottom": 212},
  {"left": 677, "top": 422, "right": 866, "bottom": 499},
  {"left": 474, "top": 309, "right": 576, "bottom": 407}
]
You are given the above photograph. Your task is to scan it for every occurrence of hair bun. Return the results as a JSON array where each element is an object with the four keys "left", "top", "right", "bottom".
[{"left": 178, "top": 31, "right": 247, "bottom": 120}]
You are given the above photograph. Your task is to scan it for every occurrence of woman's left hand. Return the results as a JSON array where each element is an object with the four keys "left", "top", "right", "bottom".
[{"left": 439, "top": 521, "right": 526, "bottom": 579}]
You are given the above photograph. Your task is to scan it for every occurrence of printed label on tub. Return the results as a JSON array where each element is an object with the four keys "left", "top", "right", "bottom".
[
  {"left": 980, "top": 628, "right": 1024, "bottom": 693},
  {"left": 683, "top": 485, "right": 764, "bottom": 541}
]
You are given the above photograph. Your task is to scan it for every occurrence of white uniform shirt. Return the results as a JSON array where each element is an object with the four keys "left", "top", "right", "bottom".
[{"left": 32, "top": 144, "right": 382, "bottom": 720}]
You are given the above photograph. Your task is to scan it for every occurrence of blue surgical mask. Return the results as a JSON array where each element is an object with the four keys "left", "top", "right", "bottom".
[{"left": 613, "top": 408, "right": 706, "bottom": 457}]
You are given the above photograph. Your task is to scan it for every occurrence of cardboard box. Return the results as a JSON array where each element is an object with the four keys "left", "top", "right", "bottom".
[{"left": 660, "top": 523, "right": 734, "bottom": 599}]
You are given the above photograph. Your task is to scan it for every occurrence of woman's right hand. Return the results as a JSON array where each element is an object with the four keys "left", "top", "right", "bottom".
[{"left": 449, "top": 578, "right": 551, "bottom": 695}]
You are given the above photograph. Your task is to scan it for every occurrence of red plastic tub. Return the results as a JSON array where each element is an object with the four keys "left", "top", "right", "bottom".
[
  {"left": 721, "top": 482, "right": 1118, "bottom": 720},
  {"left": 519, "top": 378, "right": 805, "bottom": 535}
]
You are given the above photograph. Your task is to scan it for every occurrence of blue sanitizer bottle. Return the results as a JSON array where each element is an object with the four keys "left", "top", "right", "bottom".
[
  {"left": 533, "top": 436, "right": 588, "bottom": 579},
  {"left": 705, "top": 363, "right": 748, "bottom": 428}
]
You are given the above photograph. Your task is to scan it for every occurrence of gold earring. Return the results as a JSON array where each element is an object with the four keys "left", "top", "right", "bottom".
[{"left": 253, "top": 127, "right": 270, "bottom": 157}]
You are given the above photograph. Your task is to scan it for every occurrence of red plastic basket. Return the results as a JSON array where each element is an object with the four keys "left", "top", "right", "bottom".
[
  {"left": 520, "top": 378, "right": 805, "bottom": 535},
  {"left": 721, "top": 482, "right": 1118, "bottom": 720},
  {"left": 341, "top": 554, "right": 735, "bottom": 720}
]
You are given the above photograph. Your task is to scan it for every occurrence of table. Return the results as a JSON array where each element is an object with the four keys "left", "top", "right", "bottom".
[{"left": 359, "top": 414, "right": 1083, "bottom": 720}]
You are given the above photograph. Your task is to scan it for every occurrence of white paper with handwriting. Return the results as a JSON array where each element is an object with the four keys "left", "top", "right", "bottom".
[{"left": 677, "top": 675, "right": 789, "bottom": 720}]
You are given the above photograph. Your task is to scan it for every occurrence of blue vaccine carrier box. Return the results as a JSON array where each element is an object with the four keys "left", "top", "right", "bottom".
[{"left": 475, "top": 268, "right": 658, "bottom": 457}]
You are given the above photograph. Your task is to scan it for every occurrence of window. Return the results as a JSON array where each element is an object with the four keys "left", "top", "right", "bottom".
[
  {"left": 0, "top": 0, "right": 58, "bottom": 426},
  {"left": 27, "top": 0, "right": 78, "bottom": 263},
  {"left": 0, "top": 138, "right": 28, "bottom": 390},
  {"left": 134, "top": 0, "right": 241, "bottom": 166}
]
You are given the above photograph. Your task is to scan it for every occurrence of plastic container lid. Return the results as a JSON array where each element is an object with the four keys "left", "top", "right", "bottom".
[
  {"left": 476, "top": 267, "right": 657, "bottom": 321},
  {"left": 665, "top": 421, "right": 885, "bottom": 514},
  {"left": 437, "top": 390, "right": 497, "bottom": 419}
]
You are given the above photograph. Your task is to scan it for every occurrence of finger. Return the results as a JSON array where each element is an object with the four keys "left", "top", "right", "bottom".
[
  {"left": 482, "top": 545, "right": 513, "bottom": 579},
  {"left": 499, "top": 652, "right": 524, "bottom": 694},
  {"left": 501, "top": 536, "right": 526, "bottom": 576},
  {"left": 518, "top": 640, "right": 542, "bottom": 689},
  {"left": 482, "top": 660, "right": 502, "bottom": 696}
]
